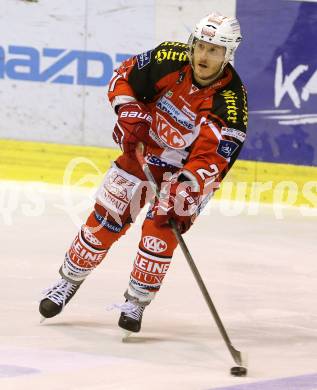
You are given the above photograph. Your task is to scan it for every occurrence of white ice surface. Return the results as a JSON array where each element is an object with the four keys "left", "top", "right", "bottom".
[{"left": 0, "top": 181, "right": 316, "bottom": 390}]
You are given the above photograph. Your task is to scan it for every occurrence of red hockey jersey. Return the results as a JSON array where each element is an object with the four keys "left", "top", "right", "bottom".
[{"left": 108, "top": 41, "right": 248, "bottom": 195}]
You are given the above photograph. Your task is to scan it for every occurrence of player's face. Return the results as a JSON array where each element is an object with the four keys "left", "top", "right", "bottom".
[{"left": 192, "top": 41, "right": 226, "bottom": 86}]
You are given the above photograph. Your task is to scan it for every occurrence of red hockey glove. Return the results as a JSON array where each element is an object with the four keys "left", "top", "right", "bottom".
[
  {"left": 112, "top": 102, "right": 152, "bottom": 156},
  {"left": 153, "top": 174, "right": 200, "bottom": 234}
]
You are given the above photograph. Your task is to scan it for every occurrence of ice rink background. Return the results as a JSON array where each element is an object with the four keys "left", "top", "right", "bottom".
[{"left": 1, "top": 181, "right": 316, "bottom": 389}]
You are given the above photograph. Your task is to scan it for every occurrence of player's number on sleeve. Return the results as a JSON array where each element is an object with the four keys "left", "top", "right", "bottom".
[{"left": 196, "top": 164, "right": 219, "bottom": 184}]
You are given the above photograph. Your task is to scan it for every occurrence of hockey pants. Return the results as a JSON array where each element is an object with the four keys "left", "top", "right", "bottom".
[{"left": 60, "top": 155, "right": 179, "bottom": 303}]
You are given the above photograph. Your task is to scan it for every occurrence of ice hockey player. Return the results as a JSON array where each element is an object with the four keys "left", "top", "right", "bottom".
[{"left": 39, "top": 11, "right": 248, "bottom": 334}]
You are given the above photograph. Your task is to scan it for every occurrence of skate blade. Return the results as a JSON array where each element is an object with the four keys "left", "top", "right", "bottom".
[{"left": 121, "top": 329, "right": 132, "bottom": 341}]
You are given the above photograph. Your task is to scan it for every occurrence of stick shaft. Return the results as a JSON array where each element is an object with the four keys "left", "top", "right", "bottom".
[{"left": 135, "top": 143, "right": 243, "bottom": 366}]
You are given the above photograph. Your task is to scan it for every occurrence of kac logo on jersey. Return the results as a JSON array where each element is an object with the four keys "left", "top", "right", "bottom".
[
  {"left": 142, "top": 236, "right": 167, "bottom": 253},
  {"left": 156, "top": 112, "right": 186, "bottom": 149},
  {"left": 216, "top": 140, "right": 239, "bottom": 159}
]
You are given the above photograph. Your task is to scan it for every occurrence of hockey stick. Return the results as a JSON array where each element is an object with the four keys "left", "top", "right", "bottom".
[{"left": 135, "top": 143, "right": 245, "bottom": 367}]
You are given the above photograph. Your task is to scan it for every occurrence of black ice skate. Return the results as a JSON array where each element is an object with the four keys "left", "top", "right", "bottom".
[
  {"left": 39, "top": 278, "right": 81, "bottom": 319},
  {"left": 118, "top": 300, "right": 146, "bottom": 334}
]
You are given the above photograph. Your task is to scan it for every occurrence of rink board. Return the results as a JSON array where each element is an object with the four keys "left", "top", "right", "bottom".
[{"left": 1, "top": 139, "right": 317, "bottom": 208}]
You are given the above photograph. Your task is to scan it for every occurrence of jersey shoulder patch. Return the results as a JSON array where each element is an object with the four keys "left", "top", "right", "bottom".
[
  {"left": 216, "top": 139, "right": 239, "bottom": 159},
  {"left": 136, "top": 50, "right": 153, "bottom": 69}
]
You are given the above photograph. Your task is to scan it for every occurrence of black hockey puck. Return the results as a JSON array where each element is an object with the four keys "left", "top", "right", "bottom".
[{"left": 230, "top": 366, "right": 247, "bottom": 377}]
